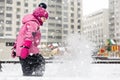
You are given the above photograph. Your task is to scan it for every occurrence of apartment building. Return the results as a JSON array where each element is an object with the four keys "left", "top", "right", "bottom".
[
  {"left": 0, "top": 0, "right": 39, "bottom": 60},
  {"left": 0, "top": 0, "right": 39, "bottom": 38},
  {"left": 0, "top": 0, "right": 82, "bottom": 45},
  {"left": 62, "top": 0, "right": 82, "bottom": 42},
  {"left": 35, "top": 0, "right": 82, "bottom": 45},
  {"left": 0, "top": 0, "right": 82, "bottom": 60},
  {"left": 82, "top": 9, "right": 109, "bottom": 48},
  {"left": 109, "top": 0, "right": 120, "bottom": 44}
]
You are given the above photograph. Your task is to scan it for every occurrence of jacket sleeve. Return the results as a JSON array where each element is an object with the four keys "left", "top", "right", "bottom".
[{"left": 24, "top": 21, "right": 39, "bottom": 41}]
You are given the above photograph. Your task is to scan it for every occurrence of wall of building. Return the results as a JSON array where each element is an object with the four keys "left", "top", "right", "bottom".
[
  {"left": 109, "top": 0, "right": 120, "bottom": 44},
  {"left": 0, "top": 38, "right": 18, "bottom": 61},
  {"left": 82, "top": 9, "right": 109, "bottom": 48}
]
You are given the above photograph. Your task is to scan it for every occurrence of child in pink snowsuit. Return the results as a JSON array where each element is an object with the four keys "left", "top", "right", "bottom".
[{"left": 11, "top": 3, "right": 48, "bottom": 76}]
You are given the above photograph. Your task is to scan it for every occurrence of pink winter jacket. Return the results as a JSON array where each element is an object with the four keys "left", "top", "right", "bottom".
[{"left": 16, "top": 14, "right": 42, "bottom": 57}]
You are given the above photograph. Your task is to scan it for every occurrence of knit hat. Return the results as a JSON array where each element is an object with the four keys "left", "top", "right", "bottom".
[
  {"left": 33, "top": 7, "right": 48, "bottom": 25},
  {"left": 38, "top": 3, "right": 47, "bottom": 9}
]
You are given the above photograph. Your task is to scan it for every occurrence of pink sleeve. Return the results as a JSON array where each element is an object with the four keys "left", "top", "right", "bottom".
[{"left": 24, "top": 21, "right": 39, "bottom": 41}]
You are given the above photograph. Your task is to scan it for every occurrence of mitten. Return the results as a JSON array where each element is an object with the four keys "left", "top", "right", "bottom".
[
  {"left": 11, "top": 43, "right": 16, "bottom": 58},
  {"left": 20, "top": 40, "right": 32, "bottom": 59}
]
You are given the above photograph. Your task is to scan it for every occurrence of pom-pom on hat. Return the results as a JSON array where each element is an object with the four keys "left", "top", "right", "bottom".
[{"left": 38, "top": 3, "right": 47, "bottom": 9}]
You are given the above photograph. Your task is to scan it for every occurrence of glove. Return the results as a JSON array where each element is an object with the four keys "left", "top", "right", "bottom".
[
  {"left": 11, "top": 49, "right": 16, "bottom": 58},
  {"left": 20, "top": 40, "right": 32, "bottom": 59},
  {"left": 11, "top": 43, "right": 16, "bottom": 58},
  {"left": 20, "top": 48, "right": 29, "bottom": 59}
]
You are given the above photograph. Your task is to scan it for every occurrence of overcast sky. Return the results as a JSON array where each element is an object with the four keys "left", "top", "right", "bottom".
[{"left": 83, "top": 0, "right": 109, "bottom": 15}]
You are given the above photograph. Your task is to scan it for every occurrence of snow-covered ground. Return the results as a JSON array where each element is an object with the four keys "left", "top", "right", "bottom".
[
  {"left": 1, "top": 34, "right": 120, "bottom": 80},
  {"left": 0, "top": 63, "right": 120, "bottom": 80}
]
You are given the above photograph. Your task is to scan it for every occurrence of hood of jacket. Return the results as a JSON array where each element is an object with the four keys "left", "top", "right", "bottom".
[{"left": 22, "top": 14, "right": 41, "bottom": 25}]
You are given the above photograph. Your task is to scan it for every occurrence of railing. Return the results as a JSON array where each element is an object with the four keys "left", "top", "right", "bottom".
[
  {"left": 0, "top": 58, "right": 63, "bottom": 64},
  {"left": 92, "top": 56, "right": 120, "bottom": 64}
]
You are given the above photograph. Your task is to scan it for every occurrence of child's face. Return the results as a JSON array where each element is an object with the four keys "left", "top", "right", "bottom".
[{"left": 41, "top": 17, "right": 47, "bottom": 22}]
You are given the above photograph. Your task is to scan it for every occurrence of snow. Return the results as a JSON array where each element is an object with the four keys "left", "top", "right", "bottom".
[
  {"left": 1, "top": 63, "right": 120, "bottom": 80},
  {"left": 0, "top": 34, "right": 120, "bottom": 80}
]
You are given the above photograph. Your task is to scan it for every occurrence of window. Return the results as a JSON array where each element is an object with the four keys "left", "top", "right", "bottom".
[
  {"left": 78, "top": 20, "right": 81, "bottom": 23},
  {"left": 41, "top": 30, "right": 46, "bottom": 33},
  {"left": 6, "top": 0, "right": 13, "bottom": 4},
  {"left": 0, "top": 13, "right": 4, "bottom": 16},
  {"left": 6, "top": 27, "right": 12, "bottom": 31},
  {"left": 48, "top": 29, "right": 55, "bottom": 32},
  {"left": 6, "top": 7, "right": 12, "bottom": 11},
  {"left": 71, "top": 2, "right": 74, "bottom": 6},
  {"left": 0, "top": 20, "right": 4, "bottom": 23},
  {"left": 49, "top": 11, "right": 55, "bottom": 14},
  {"left": 64, "top": 18, "right": 68, "bottom": 22},
  {"left": 0, "top": 6, "right": 4, "bottom": 10},
  {"left": 6, "top": 13, "right": 12, "bottom": 17},
  {"left": 56, "top": 36, "right": 61, "bottom": 39},
  {"left": 63, "top": 30, "right": 68, "bottom": 34},
  {"left": 63, "top": 24, "right": 68, "bottom": 28},
  {"left": 71, "top": 13, "right": 74, "bottom": 17},
  {"left": 24, "top": 3, "right": 28, "bottom": 7},
  {"left": 16, "top": 15, "right": 20, "bottom": 18},
  {"left": 16, "top": 21, "right": 20, "bottom": 25},
  {"left": 0, "top": 26, "right": 4, "bottom": 30},
  {"left": 71, "top": 25, "right": 74, "bottom": 29},
  {"left": 78, "top": 8, "right": 80, "bottom": 11},
  {"left": 56, "top": 0, "right": 61, "bottom": 3},
  {"left": 25, "top": 0, "right": 28, "bottom": 2},
  {"left": 58, "top": 17, "right": 62, "bottom": 20},
  {"left": 56, "top": 5, "right": 61, "bottom": 9},
  {"left": 64, "top": 12, "right": 68, "bottom": 17},
  {"left": 48, "top": 23, "right": 55, "bottom": 26},
  {"left": 71, "top": 7, "right": 74, "bottom": 11},
  {"left": 6, "top": 20, "right": 12, "bottom": 24},
  {"left": 0, "top": 0, "right": 4, "bottom": 2},
  {"left": 17, "top": 8, "right": 20, "bottom": 12},
  {"left": 33, "top": 4, "right": 37, "bottom": 7},
  {"left": 16, "top": 28, "right": 20, "bottom": 32},
  {"left": 77, "top": 26, "right": 81, "bottom": 29},
  {"left": 17, "top": 2, "right": 21, "bottom": 6},
  {"left": 0, "top": 33, "right": 3, "bottom": 36},
  {"left": 48, "top": 4, "right": 55, "bottom": 8},
  {"left": 56, "top": 24, "right": 62, "bottom": 27},
  {"left": 78, "top": 3, "right": 80, "bottom": 6},
  {"left": 56, "top": 30, "right": 61, "bottom": 33},
  {"left": 49, "top": 17, "right": 55, "bottom": 20},
  {"left": 56, "top": 11, "right": 62, "bottom": 15},
  {"left": 6, "top": 42, "right": 14, "bottom": 46},
  {"left": 71, "top": 19, "right": 74, "bottom": 22},
  {"left": 64, "top": 6, "right": 68, "bottom": 10},
  {"left": 24, "top": 9, "right": 28, "bottom": 13},
  {"left": 78, "top": 31, "right": 80, "bottom": 33},
  {"left": 78, "top": 14, "right": 81, "bottom": 17},
  {"left": 41, "top": 36, "right": 46, "bottom": 39},
  {"left": 48, "top": 36, "right": 53, "bottom": 39}
]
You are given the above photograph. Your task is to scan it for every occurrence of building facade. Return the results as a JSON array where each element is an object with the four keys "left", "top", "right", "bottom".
[
  {"left": 82, "top": 9, "right": 109, "bottom": 48},
  {"left": 109, "top": 0, "right": 120, "bottom": 44},
  {"left": 40, "top": 0, "right": 82, "bottom": 45},
  {"left": 0, "top": 0, "right": 82, "bottom": 45},
  {"left": 0, "top": 0, "right": 39, "bottom": 38},
  {"left": 61, "top": 0, "right": 82, "bottom": 41}
]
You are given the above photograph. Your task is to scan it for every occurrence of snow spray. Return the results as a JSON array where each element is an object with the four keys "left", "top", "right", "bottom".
[{"left": 44, "top": 33, "right": 96, "bottom": 77}]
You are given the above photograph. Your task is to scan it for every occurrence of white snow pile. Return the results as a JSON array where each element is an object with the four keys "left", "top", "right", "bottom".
[{"left": 45, "top": 33, "right": 95, "bottom": 77}]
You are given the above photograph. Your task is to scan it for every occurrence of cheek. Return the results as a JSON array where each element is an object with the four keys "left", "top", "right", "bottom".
[
  {"left": 41, "top": 19, "right": 44, "bottom": 22},
  {"left": 42, "top": 20, "right": 46, "bottom": 22}
]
